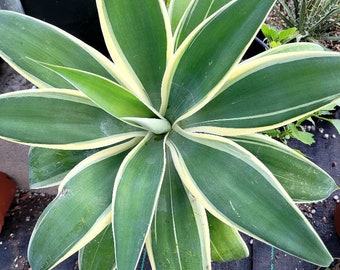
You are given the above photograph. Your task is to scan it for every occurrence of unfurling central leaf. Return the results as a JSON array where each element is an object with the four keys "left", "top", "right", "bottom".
[{"left": 122, "top": 117, "right": 171, "bottom": 134}]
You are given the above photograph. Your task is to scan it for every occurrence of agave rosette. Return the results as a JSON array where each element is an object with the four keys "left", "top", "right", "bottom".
[{"left": 0, "top": 0, "right": 340, "bottom": 269}]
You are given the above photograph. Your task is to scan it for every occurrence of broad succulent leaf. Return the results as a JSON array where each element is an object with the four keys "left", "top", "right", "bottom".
[
  {"left": 162, "top": 0, "right": 276, "bottom": 122},
  {"left": 167, "top": 0, "right": 190, "bottom": 32},
  {"left": 78, "top": 225, "right": 115, "bottom": 270},
  {"left": 167, "top": 129, "right": 333, "bottom": 266},
  {"left": 231, "top": 134, "right": 338, "bottom": 202},
  {"left": 147, "top": 153, "right": 210, "bottom": 269},
  {"left": 0, "top": 0, "right": 339, "bottom": 269},
  {"left": 182, "top": 52, "right": 340, "bottom": 135},
  {"left": 28, "top": 140, "right": 137, "bottom": 269},
  {"left": 29, "top": 147, "right": 102, "bottom": 188},
  {"left": 207, "top": 212, "right": 249, "bottom": 262},
  {"left": 0, "top": 89, "right": 145, "bottom": 149},
  {"left": 112, "top": 134, "right": 166, "bottom": 270},
  {"left": 97, "top": 0, "right": 172, "bottom": 109},
  {"left": 0, "top": 11, "right": 119, "bottom": 89},
  {"left": 35, "top": 62, "right": 159, "bottom": 119},
  {"left": 246, "top": 42, "right": 325, "bottom": 61},
  {"left": 174, "top": 0, "right": 235, "bottom": 48}
]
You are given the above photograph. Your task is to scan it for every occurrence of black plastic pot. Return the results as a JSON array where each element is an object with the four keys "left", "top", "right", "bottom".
[
  {"left": 20, "top": 0, "right": 108, "bottom": 54},
  {"left": 243, "top": 31, "right": 268, "bottom": 59}
]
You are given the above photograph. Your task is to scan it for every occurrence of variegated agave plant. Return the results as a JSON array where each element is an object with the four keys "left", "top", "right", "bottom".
[{"left": 0, "top": 0, "right": 340, "bottom": 269}]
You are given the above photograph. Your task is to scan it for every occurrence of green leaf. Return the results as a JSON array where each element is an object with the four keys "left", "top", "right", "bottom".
[
  {"left": 113, "top": 134, "right": 166, "bottom": 270},
  {"left": 78, "top": 225, "right": 115, "bottom": 270},
  {"left": 174, "top": 0, "right": 234, "bottom": 48},
  {"left": 148, "top": 152, "right": 210, "bottom": 269},
  {"left": 28, "top": 141, "right": 135, "bottom": 269},
  {"left": 0, "top": 89, "right": 145, "bottom": 149},
  {"left": 0, "top": 10, "right": 119, "bottom": 89},
  {"left": 288, "top": 123, "right": 315, "bottom": 145},
  {"left": 278, "top": 27, "right": 298, "bottom": 42},
  {"left": 167, "top": 129, "right": 332, "bottom": 266},
  {"left": 330, "top": 119, "right": 340, "bottom": 135},
  {"left": 182, "top": 52, "right": 340, "bottom": 135},
  {"left": 245, "top": 42, "right": 325, "bottom": 62},
  {"left": 121, "top": 117, "right": 171, "bottom": 134},
  {"left": 36, "top": 62, "right": 157, "bottom": 118},
  {"left": 168, "top": 0, "right": 191, "bottom": 32},
  {"left": 208, "top": 212, "right": 249, "bottom": 262},
  {"left": 231, "top": 134, "right": 338, "bottom": 202},
  {"left": 261, "top": 24, "right": 276, "bottom": 40},
  {"left": 97, "top": 0, "right": 171, "bottom": 109},
  {"left": 269, "top": 41, "right": 282, "bottom": 48},
  {"left": 29, "top": 147, "right": 102, "bottom": 189},
  {"left": 162, "top": 0, "right": 276, "bottom": 122}
]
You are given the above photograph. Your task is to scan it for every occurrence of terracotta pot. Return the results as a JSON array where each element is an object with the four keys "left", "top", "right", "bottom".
[{"left": 0, "top": 172, "right": 16, "bottom": 233}]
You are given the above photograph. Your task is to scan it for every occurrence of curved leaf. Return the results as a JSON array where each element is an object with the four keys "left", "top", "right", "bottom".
[
  {"left": 167, "top": 128, "right": 332, "bottom": 267},
  {"left": 0, "top": 10, "right": 119, "bottom": 89},
  {"left": 0, "top": 89, "right": 145, "bottom": 149},
  {"left": 168, "top": 0, "right": 190, "bottom": 33},
  {"left": 36, "top": 62, "right": 158, "bottom": 118},
  {"left": 174, "top": 0, "right": 234, "bottom": 49},
  {"left": 208, "top": 212, "right": 249, "bottom": 262},
  {"left": 97, "top": 0, "right": 172, "bottom": 109},
  {"left": 78, "top": 225, "right": 115, "bottom": 270},
  {"left": 231, "top": 134, "right": 338, "bottom": 202},
  {"left": 29, "top": 147, "right": 102, "bottom": 189},
  {"left": 121, "top": 117, "right": 171, "bottom": 134},
  {"left": 182, "top": 52, "right": 340, "bottom": 135},
  {"left": 244, "top": 42, "right": 325, "bottom": 62},
  {"left": 162, "top": 0, "right": 276, "bottom": 122},
  {"left": 112, "top": 134, "right": 166, "bottom": 270},
  {"left": 28, "top": 141, "right": 135, "bottom": 269},
  {"left": 148, "top": 152, "right": 210, "bottom": 269}
]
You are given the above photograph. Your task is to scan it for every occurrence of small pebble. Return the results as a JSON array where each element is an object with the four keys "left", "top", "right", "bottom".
[
  {"left": 249, "top": 239, "right": 254, "bottom": 245},
  {"left": 311, "top": 209, "right": 316, "bottom": 214},
  {"left": 332, "top": 134, "right": 337, "bottom": 139},
  {"left": 334, "top": 195, "right": 339, "bottom": 201},
  {"left": 319, "top": 127, "right": 324, "bottom": 133},
  {"left": 323, "top": 134, "right": 329, "bottom": 139},
  {"left": 25, "top": 216, "right": 30, "bottom": 222}
]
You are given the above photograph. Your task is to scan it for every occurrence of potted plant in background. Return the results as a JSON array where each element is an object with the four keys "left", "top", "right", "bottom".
[
  {"left": 271, "top": 0, "right": 340, "bottom": 45},
  {"left": 0, "top": 0, "right": 107, "bottom": 54},
  {"left": 0, "top": 0, "right": 339, "bottom": 269}
]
